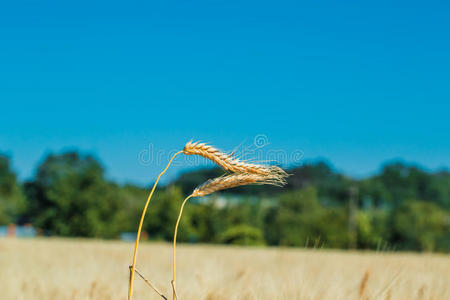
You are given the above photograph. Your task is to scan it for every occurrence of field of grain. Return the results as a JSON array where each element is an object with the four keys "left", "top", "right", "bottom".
[{"left": 0, "top": 238, "right": 449, "bottom": 299}]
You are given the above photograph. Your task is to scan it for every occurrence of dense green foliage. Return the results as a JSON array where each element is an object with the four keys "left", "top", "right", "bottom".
[
  {"left": 24, "top": 153, "right": 125, "bottom": 238},
  {"left": 1, "top": 151, "right": 449, "bottom": 252},
  {"left": 0, "top": 154, "right": 26, "bottom": 224}
]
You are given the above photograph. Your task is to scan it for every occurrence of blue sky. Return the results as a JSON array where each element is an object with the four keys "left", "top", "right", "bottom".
[{"left": 1, "top": 1, "right": 449, "bottom": 185}]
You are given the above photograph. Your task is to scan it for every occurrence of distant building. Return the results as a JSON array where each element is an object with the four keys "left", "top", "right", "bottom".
[
  {"left": 119, "top": 231, "right": 148, "bottom": 242},
  {"left": 192, "top": 194, "right": 276, "bottom": 208},
  {"left": 0, "top": 224, "right": 37, "bottom": 238}
]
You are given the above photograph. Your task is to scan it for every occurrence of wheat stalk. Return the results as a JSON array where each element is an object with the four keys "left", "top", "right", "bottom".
[
  {"left": 129, "top": 140, "right": 287, "bottom": 300},
  {"left": 359, "top": 269, "right": 370, "bottom": 298},
  {"left": 172, "top": 172, "right": 287, "bottom": 299},
  {"left": 129, "top": 150, "right": 183, "bottom": 300},
  {"left": 183, "top": 141, "right": 286, "bottom": 177}
]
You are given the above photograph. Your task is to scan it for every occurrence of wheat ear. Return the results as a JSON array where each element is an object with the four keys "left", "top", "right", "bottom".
[
  {"left": 183, "top": 140, "right": 287, "bottom": 177},
  {"left": 192, "top": 173, "right": 286, "bottom": 196},
  {"left": 129, "top": 150, "right": 183, "bottom": 300},
  {"left": 171, "top": 173, "right": 287, "bottom": 298}
]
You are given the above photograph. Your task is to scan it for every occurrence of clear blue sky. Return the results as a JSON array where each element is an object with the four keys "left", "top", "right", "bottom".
[{"left": 1, "top": 1, "right": 449, "bottom": 185}]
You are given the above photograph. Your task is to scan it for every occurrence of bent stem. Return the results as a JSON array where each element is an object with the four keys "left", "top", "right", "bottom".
[
  {"left": 130, "top": 266, "right": 168, "bottom": 300},
  {"left": 172, "top": 194, "right": 193, "bottom": 300},
  {"left": 129, "top": 150, "right": 183, "bottom": 300},
  {"left": 171, "top": 280, "right": 178, "bottom": 300}
]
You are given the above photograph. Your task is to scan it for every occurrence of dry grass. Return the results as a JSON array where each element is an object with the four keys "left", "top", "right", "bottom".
[{"left": 1, "top": 238, "right": 449, "bottom": 300}]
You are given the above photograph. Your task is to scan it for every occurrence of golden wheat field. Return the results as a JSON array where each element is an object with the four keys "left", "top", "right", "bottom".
[{"left": 0, "top": 238, "right": 449, "bottom": 300}]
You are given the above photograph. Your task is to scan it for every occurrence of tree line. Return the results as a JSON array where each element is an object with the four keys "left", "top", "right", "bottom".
[{"left": 1, "top": 151, "right": 449, "bottom": 252}]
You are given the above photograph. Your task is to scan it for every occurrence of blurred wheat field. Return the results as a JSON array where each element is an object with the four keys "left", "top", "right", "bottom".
[{"left": 0, "top": 238, "right": 449, "bottom": 300}]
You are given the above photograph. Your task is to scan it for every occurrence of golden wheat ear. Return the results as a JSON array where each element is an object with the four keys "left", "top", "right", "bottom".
[
  {"left": 183, "top": 140, "right": 288, "bottom": 177},
  {"left": 192, "top": 173, "right": 287, "bottom": 197}
]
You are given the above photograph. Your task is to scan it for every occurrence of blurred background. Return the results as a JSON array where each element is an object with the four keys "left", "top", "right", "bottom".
[{"left": 1, "top": 0, "right": 449, "bottom": 252}]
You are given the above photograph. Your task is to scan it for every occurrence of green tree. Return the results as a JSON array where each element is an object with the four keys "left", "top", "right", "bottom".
[
  {"left": 272, "top": 187, "right": 325, "bottom": 246},
  {"left": 377, "top": 163, "right": 435, "bottom": 206},
  {"left": 189, "top": 197, "right": 224, "bottom": 243},
  {"left": 428, "top": 171, "right": 450, "bottom": 209},
  {"left": 391, "top": 200, "right": 450, "bottom": 251},
  {"left": 0, "top": 154, "right": 26, "bottom": 224},
  {"left": 144, "top": 185, "right": 193, "bottom": 241},
  {"left": 358, "top": 178, "right": 391, "bottom": 208},
  {"left": 318, "top": 207, "right": 349, "bottom": 248},
  {"left": 219, "top": 225, "right": 265, "bottom": 245},
  {"left": 287, "top": 161, "right": 353, "bottom": 205},
  {"left": 356, "top": 210, "right": 389, "bottom": 249},
  {"left": 25, "top": 152, "right": 124, "bottom": 238},
  {"left": 117, "top": 184, "right": 151, "bottom": 232}
]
